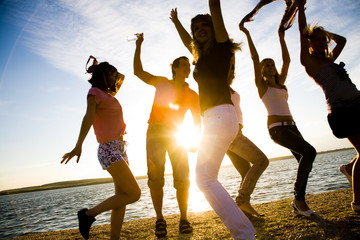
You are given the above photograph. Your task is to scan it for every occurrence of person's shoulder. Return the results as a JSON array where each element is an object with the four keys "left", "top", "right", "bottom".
[
  {"left": 231, "top": 90, "right": 240, "bottom": 98},
  {"left": 88, "top": 87, "right": 103, "bottom": 95},
  {"left": 215, "top": 39, "right": 232, "bottom": 48},
  {"left": 154, "top": 77, "right": 171, "bottom": 87},
  {"left": 188, "top": 87, "right": 198, "bottom": 96}
]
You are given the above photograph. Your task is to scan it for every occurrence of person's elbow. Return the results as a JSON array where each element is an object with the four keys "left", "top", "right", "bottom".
[{"left": 133, "top": 67, "right": 142, "bottom": 78}]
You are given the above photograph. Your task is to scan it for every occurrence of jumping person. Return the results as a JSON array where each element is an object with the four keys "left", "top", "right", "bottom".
[
  {"left": 297, "top": 0, "right": 360, "bottom": 213},
  {"left": 61, "top": 56, "right": 141, "bottom": 239},
  {"left": 239, "top": 17, "right": 318, "bottom": 217},
  {"left": 227, "top": 72, "right": 269, "bottom": 217},
  {"left": 133, "top": 33, "right": 201, "bottom": 237},
  {"left": 170, "top": 1, "right": 256, "bottom": 238}
]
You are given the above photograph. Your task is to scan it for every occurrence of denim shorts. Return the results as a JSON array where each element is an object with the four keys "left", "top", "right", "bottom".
[{"left": 98, "top": 140, "right": 128, "bottom": 170}]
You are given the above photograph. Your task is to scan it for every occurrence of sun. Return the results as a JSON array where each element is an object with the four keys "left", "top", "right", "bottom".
[{"left": 176, "top": 113, "right": 201, "bottom": 151}]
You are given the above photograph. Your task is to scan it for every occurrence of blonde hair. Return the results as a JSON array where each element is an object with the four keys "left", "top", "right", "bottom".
[
  {"left": 304, "top": 25, "right": 332, "bottom": 60},
  {"left": 260, "top": 58, "right": 286, "bottom": 89}
]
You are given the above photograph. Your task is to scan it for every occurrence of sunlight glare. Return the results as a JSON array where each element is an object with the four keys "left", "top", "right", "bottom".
[{"left": 176, "top": 115, "right": 200, "bottom": 151}]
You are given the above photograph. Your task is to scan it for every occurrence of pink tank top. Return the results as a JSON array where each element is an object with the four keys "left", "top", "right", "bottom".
[{"left": 88, "top": 87, "right": 126, "bottom": 143}]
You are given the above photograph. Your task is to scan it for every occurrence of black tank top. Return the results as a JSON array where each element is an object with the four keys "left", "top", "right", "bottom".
[{"left": 193, "top": 40, "right": 233, "bottom": 114}]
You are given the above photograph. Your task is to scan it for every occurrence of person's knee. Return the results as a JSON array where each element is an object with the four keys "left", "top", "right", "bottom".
[
  {"left": 196, "top": 171, "right": 214, "bottom": 191},
  {"left": 148, "top": 178, "right": 165, "bottom": 190},
  {"left": 174, "top": 179, "right": 190, "bottom": 191},
  {"left": 305, "top": 146, "right": 317, "bottom": 162},
  {"left": 132, "top": 186, "right": 141, "bottom": 202},
  {"left": 260, "top": 155, "right": 270, "bottom": 169}
]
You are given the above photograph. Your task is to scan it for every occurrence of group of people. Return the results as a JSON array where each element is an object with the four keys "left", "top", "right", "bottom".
[{"left": 61, "top": 0, "right": 360, "bottom": 239}]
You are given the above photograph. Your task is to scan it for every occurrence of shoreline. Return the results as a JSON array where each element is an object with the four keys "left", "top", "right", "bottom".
[
  {"left": 0, "top": 148, "right": 354, "bottom": 196},
  {"left": 11, "top": 188, "right": 360, "bottom": 239}
]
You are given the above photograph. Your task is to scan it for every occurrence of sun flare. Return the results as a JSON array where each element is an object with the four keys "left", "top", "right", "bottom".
[{"left": 176, "top": 114, "right": 201, "bottom": 151}]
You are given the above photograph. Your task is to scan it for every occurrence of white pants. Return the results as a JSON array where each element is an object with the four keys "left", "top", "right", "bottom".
[{"left": 196, "top": 104, "right": 256, "bottom": 240}]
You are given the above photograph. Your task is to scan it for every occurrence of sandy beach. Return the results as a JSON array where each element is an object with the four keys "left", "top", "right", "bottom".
[{"left": 11, "top": 188, "right": 360, "bottom": 239}]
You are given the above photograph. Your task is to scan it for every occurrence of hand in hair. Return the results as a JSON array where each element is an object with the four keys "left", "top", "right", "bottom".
[{"left": 86, "top": 56, "right": 98, "bottom": 73}]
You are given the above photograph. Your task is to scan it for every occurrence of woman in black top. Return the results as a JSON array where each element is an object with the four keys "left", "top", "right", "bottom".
[{"left": 170, "top": 1, "right": 256, "bottom": 239}]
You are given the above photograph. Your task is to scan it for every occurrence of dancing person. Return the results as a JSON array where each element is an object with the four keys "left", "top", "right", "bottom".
[
  {"left": 170, "top": 1, "right": 256, "bottom": 239},
  {"left": 227, "top": 75, "right": 269, "bottom": 217},
  {"left": 133, "top": 33, "right": 201, "bottom": 237},
  {"left": 61, "top": 56, "right": 141, "bottom": 240},
  {"left": 297, "top": 0, "right": 360, "bottom": 213},
  {"left": 239, "top": 19, "right": 318, "bottom": 217}
]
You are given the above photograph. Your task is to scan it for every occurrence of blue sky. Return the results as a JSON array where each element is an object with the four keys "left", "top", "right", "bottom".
[{"left": 0, "top": 0, "right": 359, "bottom": 191}]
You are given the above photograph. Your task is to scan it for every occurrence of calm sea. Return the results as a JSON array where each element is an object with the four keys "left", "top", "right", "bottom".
[{"left": 0, "top": 149, "right": 355, "bottom": 239}]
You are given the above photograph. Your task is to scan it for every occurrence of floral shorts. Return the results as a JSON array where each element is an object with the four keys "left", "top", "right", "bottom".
[{"left": 98, "top": 140, "right": 128, "bottom": 170}]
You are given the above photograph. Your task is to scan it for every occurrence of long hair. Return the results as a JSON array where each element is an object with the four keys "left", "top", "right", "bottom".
[
  {"left": 190, "top": 14, "right": 241, "bottom": 63},
  {"left": 304, "top": 25, "right": 332, "bottom": 60},
  {"left": 86, "top": 56, "right": 118, "bottom": 93},
  {"left": 260, "top": 58, "right": 286, "bottom": 89}
]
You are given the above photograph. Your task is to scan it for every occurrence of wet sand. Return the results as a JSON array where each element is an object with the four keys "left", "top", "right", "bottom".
[{"left": 11, "top": 188, "right": 360, "bottom": 239}]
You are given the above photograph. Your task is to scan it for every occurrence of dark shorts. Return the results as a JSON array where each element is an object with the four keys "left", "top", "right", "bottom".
[{"left": 327, "top": 102, "right": 360, "bottom": 138}]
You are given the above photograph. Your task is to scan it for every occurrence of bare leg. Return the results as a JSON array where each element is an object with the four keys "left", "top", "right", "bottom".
[
  {"left": 348, "top": 134, "right": 360, "bottom": 205},
  {"left": 176, "top": 189, "right": 189, "bottom": 220},
  {"left": 150, "top": 188, "right": 164, "bottom": 220},
  {"left": 86, "top": 161, "right": 141, "bottom": 239},
  {"left": 110, "top": 205, "right": 126, "bottom": 240}
]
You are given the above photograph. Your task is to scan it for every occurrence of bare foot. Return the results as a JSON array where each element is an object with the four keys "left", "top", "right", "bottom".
[{"left": 238, "top": 202, "right": 263, "bottom": 217}]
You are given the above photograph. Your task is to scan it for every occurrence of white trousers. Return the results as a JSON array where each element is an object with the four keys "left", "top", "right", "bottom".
[{"left": 196, "top": 104, "right": 256, "bottom": 240}]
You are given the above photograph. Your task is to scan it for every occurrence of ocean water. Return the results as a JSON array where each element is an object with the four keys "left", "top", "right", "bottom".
[{"left": 0, "top": 149, "right": 355, "bottom": 239}]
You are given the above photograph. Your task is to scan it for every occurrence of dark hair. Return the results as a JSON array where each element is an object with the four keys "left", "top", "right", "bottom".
[
  {"left": 171, "top": 56, "right": 189, "bottom": 79},
  {"left": 190, "top": 14, "right": 241, "bottom": 63},
  {"left": 87, "top": 61, "right": 118, "bottom": 92}
]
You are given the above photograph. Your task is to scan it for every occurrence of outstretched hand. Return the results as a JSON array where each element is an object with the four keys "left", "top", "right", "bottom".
[
  {"left": 169, "top": 8, "right": 178, "bottom": 23},
  {"left": 61, "top": 146, "right": 82, "bottom": 164}
]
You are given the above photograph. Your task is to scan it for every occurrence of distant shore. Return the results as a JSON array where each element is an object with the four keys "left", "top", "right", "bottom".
[
  {"left": 0, "top": 147, "right": 353, "bottom": 196},
  {"left": 11, "top": 188, "right": 360, "bottom": 239}
]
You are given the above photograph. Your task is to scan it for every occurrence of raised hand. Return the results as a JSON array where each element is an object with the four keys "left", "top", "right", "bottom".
[
  {"left": 169, "top": 8, "right": 179, "bottom": 23},
  {"left": 135, "top": 33, "right": 144, "bottom": 47}
]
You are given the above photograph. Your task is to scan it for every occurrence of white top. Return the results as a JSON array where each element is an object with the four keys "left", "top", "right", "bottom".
[
  {"left": 261, "top": 87, "right": 292, "bottom": 116},
  {"left": 231, "top": 91, "right": 243, "bottom": 125}
]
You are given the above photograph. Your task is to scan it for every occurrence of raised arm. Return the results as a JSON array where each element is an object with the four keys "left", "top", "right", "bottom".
[
  {"left": 278, "top": 29, "right": 290, "bottom": 85},
  {"left": 298, "top": 1, "right": 310, "bottom": 66},
  {"left": 328, "top": 31, "right": 346, "bottom": 61},
  {"left": 170, "top": 8, "right": 193, "bottom": 53},
  {"left": 239, "top": 23, "right": 265, "bottom": 96},
  {"left": 61, "top": 95, "right": 96, "bottom": 164},
  {"left": 133, "top": 33, "right": 166, "bottom": 86},
  {"left": 209, "top": 0, "right": 228, "bottom": 43}
]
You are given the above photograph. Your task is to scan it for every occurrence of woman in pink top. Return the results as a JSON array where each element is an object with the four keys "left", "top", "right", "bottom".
[{"left": 61, "top": 56, "right": 141, "bottom": 240}]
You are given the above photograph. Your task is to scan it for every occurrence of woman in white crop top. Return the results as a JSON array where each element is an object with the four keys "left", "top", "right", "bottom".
[
  {"left": 239, "top": 18, "right": 318, "bottom": 217},
  {"left": 298, "top": 0, "right": 360, "bottom": 213}
]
